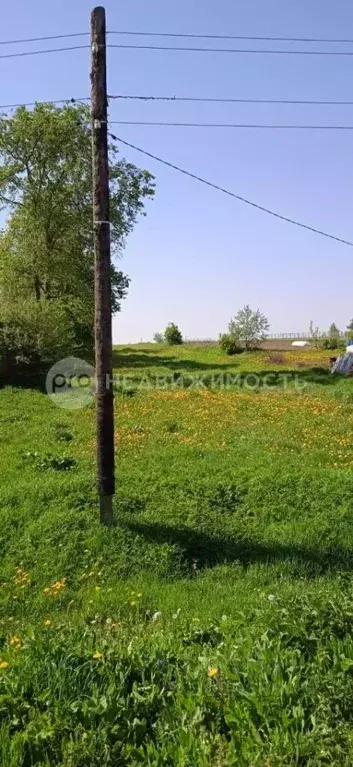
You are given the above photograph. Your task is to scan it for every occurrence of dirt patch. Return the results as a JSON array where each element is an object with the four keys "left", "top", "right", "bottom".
[{"left": 261, "top": 340, "right": 312, "bottom": 351}]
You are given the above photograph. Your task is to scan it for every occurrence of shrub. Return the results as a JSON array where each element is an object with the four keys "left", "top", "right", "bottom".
[
  {"left": 322, "top": 338, "right": 335, "bottom": 350},
  {"left": 219, "top": 333, "right": 243, "bottom": 356},
  {"left": 164, "top": 323, "right": 183, "bottom": 346},
  {"left": 0, "top": 298, "right": 82, "bottom": 375},
  {"left": 322, "top": 338, "right": 345, "bottom": 351}
]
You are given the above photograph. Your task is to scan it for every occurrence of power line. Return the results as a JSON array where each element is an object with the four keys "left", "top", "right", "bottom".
[
  {"left": 108, "top": 43, "right": 353, "bottom": 56},
  {"left": 2, "top": 95, "right": 353, "bottom": 112},
  {"left": 110, "top": 133, "right": 353, "bottom": 248},
  {"left": 0, "top": 32, "right": 89, "bottom": 46},
  {"left": 108, "top": 30, "right": 353, "bottom": 44},
  {"left": 110, "top": 120, "right": 353, "bottom": 130},
  {"left": 2, "top": 30, "right": 353, "bottom": 47},
  {"left": 0, "top": 45, "right": 89, "bottom": 60},
  {"left": 0, "top": 97, "right": 90, "bottom": 110},
  {"left": 110, "top": 94, "right": 353, "bottom": 106},
  {"left": 1, "top": 95, "right": 352, "bottom": 113},
  {"left": 3, "top": 42, "right": 353, "bottom": 61}
]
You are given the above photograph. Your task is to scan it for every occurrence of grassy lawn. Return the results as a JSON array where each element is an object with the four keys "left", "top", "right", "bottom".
[{"left": 1, "top": 344, "right": 353, "bottom": 765}]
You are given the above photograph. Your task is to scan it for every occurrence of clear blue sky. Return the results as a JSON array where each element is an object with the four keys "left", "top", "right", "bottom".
[{"left": 2, "top": 0, "right": 353, "bottom": 341}]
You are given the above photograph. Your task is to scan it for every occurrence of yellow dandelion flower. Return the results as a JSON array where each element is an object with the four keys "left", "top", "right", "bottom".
[
  {"left": 0, "top": 661, "right": 9, "bottom": 670},
  {"left": 207, "top": 667, "right": 219, "bottom": 678},
  {"left": 130, "top": 601, "right": 136, "bottom": 607},
  {"left": 92, "top": 651, "right": 104, "bottom": 660},
  {"left": 43, "top": 619, "right": 52, "bottom": 627},
  {"left": 10, "top": 636, "right": 22, "bottom": 649}
]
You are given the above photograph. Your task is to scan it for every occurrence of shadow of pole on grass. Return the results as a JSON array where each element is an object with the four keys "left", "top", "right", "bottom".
[
  {"left": 113, "top": 350, "right": 240, "bottom": 372},
  {"left": 122, "top": 519, "right": 353, "bottom": 576}
]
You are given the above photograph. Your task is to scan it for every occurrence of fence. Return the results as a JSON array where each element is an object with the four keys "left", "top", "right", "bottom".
[
  {"left": 184, "top": 331, "right": 349, "bottom": 344},
  {"left": 268, "top": 331, "right": 347, "bottom": 339}
]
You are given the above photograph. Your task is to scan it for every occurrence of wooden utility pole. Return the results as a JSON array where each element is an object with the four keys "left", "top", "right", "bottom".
[{"left": 91, "top": 6, "right": 115, "bottom": 525}]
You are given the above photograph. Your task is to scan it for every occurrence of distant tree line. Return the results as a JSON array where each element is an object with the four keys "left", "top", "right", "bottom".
[{"left": 155, "top": 312, "right": 353, "bottom": 355}]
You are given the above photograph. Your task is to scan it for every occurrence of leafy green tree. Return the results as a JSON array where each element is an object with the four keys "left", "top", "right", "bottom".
[
  {"left": 328, "top": 323, "right": 340, "bottom": 339},
  {"left": 0, "top": 103, "right": 154, "bottom": 368},
  {"left": 153, "top": 332, "right": 164, "bottom": 344},
  {"left": 228, "top": 304, "right": 269, "bottom": 350},
  {"left": 164, "top": 323, "right": 183, "bottom": 346}
]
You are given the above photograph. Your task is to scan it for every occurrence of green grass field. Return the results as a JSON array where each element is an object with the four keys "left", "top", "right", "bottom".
[{"left": 1, "top": 344, "right": 353, "bottom": 765}]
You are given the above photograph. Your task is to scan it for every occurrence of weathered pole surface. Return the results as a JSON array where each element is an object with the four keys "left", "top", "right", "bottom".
[{"left": 91, "top": 6, "right": 115, "bottom": 525}]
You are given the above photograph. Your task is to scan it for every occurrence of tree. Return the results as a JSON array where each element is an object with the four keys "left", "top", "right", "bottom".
[
  {"left": 309, "top": 320, "right": 319, "bottom": 338},
  {"left": 0, "top": 103, "right": 154, "bottom": 369},
  {"left": 309, "top": 320, "right": 320, "bottom": 349},
  {"left": 153, "top": 332, "right": 164, "bottom": 344},
  {"left": 228, "top": 304, "right": 269, "bottom": 350},
  {"left": 164, "top": 323, "right": 183, "bottom": 346},
  {"left": 346, "top": 319, "right": 353, "bottom": 341},
  {"left": 309, "top": 320, "right": 319, "bottom": 349},
  {"left": 328, "top": 322, "right": 340, "bottom": 339}
]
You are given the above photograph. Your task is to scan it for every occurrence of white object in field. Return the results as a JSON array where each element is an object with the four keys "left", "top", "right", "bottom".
[
  {"left": 331, "top": 355, "right": 353, "bottom": 374},
  {"left": 291, "top": 341, "right": 310, "bottom": 347},
  {"left": 346, "top": 345, "right": 353, "bottom": 354}
]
